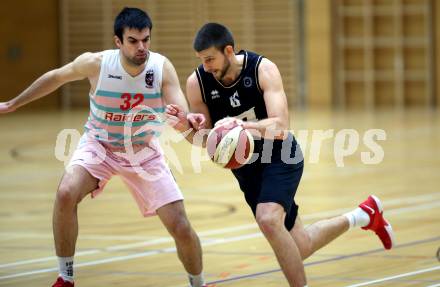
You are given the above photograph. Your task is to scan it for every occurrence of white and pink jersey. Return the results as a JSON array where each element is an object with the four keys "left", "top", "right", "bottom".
[{"left": 84, "top": 49, "right": 166, "bottom": 152}]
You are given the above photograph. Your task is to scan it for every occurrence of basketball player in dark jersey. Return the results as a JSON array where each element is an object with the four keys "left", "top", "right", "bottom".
[{"left": 166, "top": 23, "right": 394, "bottom": 287}]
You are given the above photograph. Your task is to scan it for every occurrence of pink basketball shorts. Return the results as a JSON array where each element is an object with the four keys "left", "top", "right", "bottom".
[{"left": 67, "top": 136, "right": 183, "bottom": 217}]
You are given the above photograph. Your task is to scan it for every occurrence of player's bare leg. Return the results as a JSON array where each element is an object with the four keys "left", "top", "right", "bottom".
[
  {"left": 289, "top": 216, "right": 349, "bottom": 259},
  {"left": 157, "top": 200, "right": 205, "bottom": 287},
  {"left": 54, "top": 165, "right": 98, "bottom": 255},
  {"left": 52, "top": 165, "right": 98, "bottom": 286},
  {"left": 290, "top": 195, "right": 395, "bottom": 261},
  {"left": 256, "top": 202, "right": 307, "bottom": 287}
]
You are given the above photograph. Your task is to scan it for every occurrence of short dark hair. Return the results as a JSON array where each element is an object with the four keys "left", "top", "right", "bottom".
[
  {"left": 114, "top": 7, "right": 153, "bottom": 42},
  {"left": 193, "top": 23, "right": 234, "bottom": 52}
]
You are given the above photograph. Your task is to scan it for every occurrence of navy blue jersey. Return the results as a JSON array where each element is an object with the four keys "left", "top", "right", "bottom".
[
  {"left": 195, "top": 50, "right": 267, "bottom": 124},
  {"left": 196, "top": 50, "right": 304, "bottom": 229}
]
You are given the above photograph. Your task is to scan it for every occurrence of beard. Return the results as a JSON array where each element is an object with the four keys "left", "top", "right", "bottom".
[{"left": 214, "top": 58, "right": 231, "bottom": 81}]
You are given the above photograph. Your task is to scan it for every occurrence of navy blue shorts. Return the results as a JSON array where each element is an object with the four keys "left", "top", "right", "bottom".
[{"left": 231, "top": 133, "right": 304, "bottom": 231}]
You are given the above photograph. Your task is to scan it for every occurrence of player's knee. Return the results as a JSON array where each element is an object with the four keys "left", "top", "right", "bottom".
[
  {"left": 168, "top": 218, "right": 193, "bottom": 241},
  {"left": 256, "top": 212, "right": 283, "bottom": 237},
  {"left": 56, "top": 183, "right": 81, "bottom": 207}
]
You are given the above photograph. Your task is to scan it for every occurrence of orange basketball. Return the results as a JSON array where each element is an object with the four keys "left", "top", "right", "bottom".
[{"left": 207, "top": 121, "right": 254, "bottom": 169}]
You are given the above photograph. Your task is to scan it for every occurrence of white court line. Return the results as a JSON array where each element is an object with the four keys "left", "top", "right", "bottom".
[
  {"left": 0, "top": 223, "right": 260, "bottom": 269},
  {"left": 2, "top": 192, "right": 438, "bottom": 241},
  {"left": 0, "top": 224, "right": 260, "bottom": 242},
  {"left": 426, "top": 283, "right": 440, "bottom": 287},
  {"left": 0, "top": 194, "right": 439, "bottom": 279},
  {"left": 0, "top": 233, "right": 165, "bottom": 241},
  {"left": 0, "top": 250, "right": 99, "bottom": 269},
  {"left": 97, "top": 224, "right": 263, "bottom": 251},
  {"left": 386, "top": 201, "right": 440, "bottom": 216},
  {"left": 0, "top": 232, "right": 262, "bottom": 280},
  {"left": 0, "top": 223, "right": 262, "bottom": 269},
  {"left": 344, "top": 266, "right": 440, "bottom": 287},
  {"left": 1, "top": 198, "right": 439, "bottom": 269}
]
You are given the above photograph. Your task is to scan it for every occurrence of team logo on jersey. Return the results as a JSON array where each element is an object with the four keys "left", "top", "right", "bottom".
[
  {"left": 211, "top": 90, "right": 220, "bottom": 99},
  {"left": 229, "top": 91, "right": 241, "bottom": 108},
  {"left": 243, "top": 76, "right": 253, "bottom": 88},
  {"left": 145, "top": 69, "right": 154, "bottom": 88}
]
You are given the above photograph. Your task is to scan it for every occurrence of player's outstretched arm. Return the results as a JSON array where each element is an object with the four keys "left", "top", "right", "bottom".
[
  {"left": 0, "top": 101, "right": 16, "bottom": 113},
  {"left": 162, "top": 58, "right": 193, "bottom": 131},
  {"left": 162, "top": 60, "right": 207, "bottom": 145},
  {"left": 0, "top": 52, "right": 99, "bottom": 113},
  {"left": 165, "top": 104, "right": 205, "bottom": 131}
]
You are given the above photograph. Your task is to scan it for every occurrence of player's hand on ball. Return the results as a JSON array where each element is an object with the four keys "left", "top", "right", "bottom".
[
  {"left": 207, "top": 119, "right": 254, "bottom": 169},
  {"left": 215, "top": 117, "right": 243, "bottom": 128}
]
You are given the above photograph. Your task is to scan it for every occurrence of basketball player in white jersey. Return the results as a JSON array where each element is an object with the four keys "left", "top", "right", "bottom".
[{"left": 0, "top": 7, "right": 207, "bottom": 287}]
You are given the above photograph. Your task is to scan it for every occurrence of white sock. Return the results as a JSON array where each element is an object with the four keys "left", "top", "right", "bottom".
[
  {"left": 344, "top": 207, "right": 370, "bottom": 228},
  {"left": 57, "top": 256, "right": 74, "bottom": 283},
  {"left": 188, "top": 272, "right": 205, "bottom": 287}
]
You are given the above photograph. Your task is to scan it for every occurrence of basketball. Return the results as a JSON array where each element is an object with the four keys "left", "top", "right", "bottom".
[{"left": 207, "top": 120, "right": 255, "bottom": 169}]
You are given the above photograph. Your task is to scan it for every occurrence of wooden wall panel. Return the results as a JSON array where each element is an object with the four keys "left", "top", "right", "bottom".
[
  {"left": 0, "top": 0, "right": 59, "bottom": 110},
  {"left": 253, "top": 0, "right": 297, "bottom": 106},
  {"left": 153, "top": 0, "right": 201, "bottom": 85},
  {"left": 306, "top": 0, "right": 333, "bottom": 107},
  {"left": 332, "top": 0, "right": 434, "bottom": 109},
  {"left": 60, "top": 0, "right": 299, "bottom": 109},
  {"left": 435, "top": 0, "right": 440, "bottom": 107},
  {"left": 60, "top": 0, "right": 104, "bottom": 108}
]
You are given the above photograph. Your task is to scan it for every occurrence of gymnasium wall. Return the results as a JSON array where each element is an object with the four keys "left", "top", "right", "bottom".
[
  {"left": 59, "top": 0, "right": 299, "bottom": 109},
  {"left": 0, "top": 0, "right": 59, "bottom": 110},
  {"left": 306, "top": 0, "right": 332, "bottom": 107},
  {"left": 1, "top": 0, "right": 439, "bottom": 110},
  {"left": 435, "top": 0, "right": 440, "bottom": 107},
  {"left": 330, "top": 0, "right": 435, "bottom": 109}
]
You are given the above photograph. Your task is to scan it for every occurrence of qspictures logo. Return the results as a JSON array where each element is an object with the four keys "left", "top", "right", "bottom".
[{"left": 54, "top": 107, "right": 388, "bottom": 182}]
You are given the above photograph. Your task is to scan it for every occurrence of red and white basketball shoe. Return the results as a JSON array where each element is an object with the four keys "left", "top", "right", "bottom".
[
  {"left": 52, "top": 277, "right": 74, "bottom": 287},
  {"left": 359, "top": 195, "right": 395, "bottom": 250}
]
